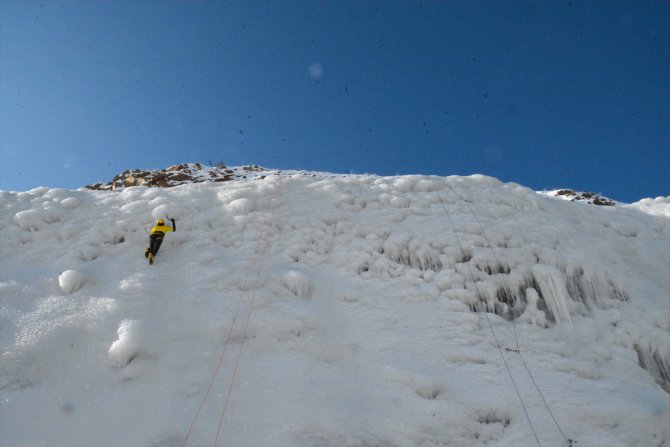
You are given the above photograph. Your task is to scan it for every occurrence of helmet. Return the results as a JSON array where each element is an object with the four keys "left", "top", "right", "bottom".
[{"left": 157, "top": 219, "right": 165, "bottom": 226}]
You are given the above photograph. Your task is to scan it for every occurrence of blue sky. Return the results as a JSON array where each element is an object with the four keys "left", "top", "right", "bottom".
[{"left": 1, "top": 0, "right": 668, "bottom": 202}]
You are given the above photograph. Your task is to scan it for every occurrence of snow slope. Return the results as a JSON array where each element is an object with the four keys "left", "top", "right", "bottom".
[
  {"left": 629, "top": 196, "right": 670, "bottom": 219},
  {"left": 1, "top": 170, "right": 669, "bottom": 447}
]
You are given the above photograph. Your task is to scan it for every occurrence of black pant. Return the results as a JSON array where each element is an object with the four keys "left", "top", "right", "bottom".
[{"left": 149, "top": 234, "right": 163, "bottom": 256}]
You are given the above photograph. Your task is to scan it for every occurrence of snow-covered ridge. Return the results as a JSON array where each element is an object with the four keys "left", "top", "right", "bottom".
[
  {"left": 1, "top": 170, "right": 669, "bottom": 446},
  {"left": 89, "top": 162, "right": 670, "bottom": 218},
  {"left": 541, "top": 189, "right": 670, "bottom": 218},
  {"left": 628, "top": 196, "right": 670, "bottom": 218}
]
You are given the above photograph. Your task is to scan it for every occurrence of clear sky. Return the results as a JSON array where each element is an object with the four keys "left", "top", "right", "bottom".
[{"left": 1, "top": 0, "right": 668, "bottom": 202}]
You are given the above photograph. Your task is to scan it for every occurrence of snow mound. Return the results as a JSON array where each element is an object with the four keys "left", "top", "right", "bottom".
[
  {"left": 58, "top": 270, "right": 87, "bottom": 294},
  {"left": 13, "top": 209, "right": 46, "bottom": 231},
  {"left": 629, "top": 196, "right": 670, "bottom": 218},
  {"left": 227, "top": 197, "right": 255, "bottom": 214},
  {"left": 60, "top": 197, "right": 81, "bottom": 210},
  {"left": 108, "top": 319, "right": 143, "bottom": 367}
]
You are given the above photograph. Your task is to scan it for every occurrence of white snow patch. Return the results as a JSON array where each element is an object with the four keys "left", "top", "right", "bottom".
[
  {"left": 59, "top": 197, "right": 81, "bottom": 210},
  {"left": 58, "top": 270, "right": 87, "bottom": 294},
  {"left": 108, "top": 319, "right": 143, "bottom": 367},
  {"left": 629, "top": 196, "right": 670, "bottom": 218},
  {"left": 13, "top": 209, "right": 45, "bottom": 231},
  {"left": 227, "top": 197, "right": 255, "bottom": 214}
]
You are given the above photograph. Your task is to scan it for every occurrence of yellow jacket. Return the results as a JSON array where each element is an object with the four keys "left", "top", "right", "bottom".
[{"left": 150, "top": 222, "right": 175, "bottom": 237}]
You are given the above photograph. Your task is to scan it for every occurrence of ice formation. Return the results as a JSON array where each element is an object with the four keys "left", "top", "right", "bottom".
[{"left": 0, "top": 168, "right": 668, "bottom": 446}]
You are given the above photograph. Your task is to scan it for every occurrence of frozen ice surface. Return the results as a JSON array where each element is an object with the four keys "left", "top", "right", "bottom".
[{"left": 0, "top": 170, "right": 668, "bottom": 446}]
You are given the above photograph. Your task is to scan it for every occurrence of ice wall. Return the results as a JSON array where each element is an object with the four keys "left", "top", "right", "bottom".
[{"left": 1, "top": 172, "right": 668, "bottom": 446}]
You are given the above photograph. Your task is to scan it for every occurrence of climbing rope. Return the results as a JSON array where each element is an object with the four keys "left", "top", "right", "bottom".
[
  {"left": 438, "top": 180, "right": 572, "bottom": 446},
  {"left": 181, "top": 175, "right": 284, "bottom": 447},
  {"left": 213, "top": 177, "right": 283, "bottom": 446},
  {"left": 180, "top": 231, "right": 265, "bottom": 447},
  {"left": 433, "top": 184, "right": 543, "bottom": 447}
]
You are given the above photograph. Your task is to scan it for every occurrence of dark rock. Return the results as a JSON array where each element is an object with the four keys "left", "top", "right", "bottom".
[
  {"left": 552, "top": 189, "right": 616, "bottom": 206},
  {"left": 85, "top": 163, "right": 269, "bottom": 190}
]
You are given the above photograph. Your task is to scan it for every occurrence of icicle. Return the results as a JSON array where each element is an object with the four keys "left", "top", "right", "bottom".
[{"left": 531, "top": 265, "right": 572, "bottom": 325}]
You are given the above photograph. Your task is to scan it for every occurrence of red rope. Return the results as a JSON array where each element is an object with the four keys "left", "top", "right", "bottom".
[
  {"left": 181, "top": 176, "right": 283, "bottom": 447},
  {"left": 213, "top": 245, "right": 267, "bottom": 445},
  {"left": 180, "top": 238, "right": 264, "bottom": 447},
  {"left": 213, "top": 178, "right": 283, "bottom": 446}
]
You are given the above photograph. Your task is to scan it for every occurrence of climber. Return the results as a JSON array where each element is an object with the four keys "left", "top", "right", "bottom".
[{"left": 145, "top": 217, "right": 176, "bottom": 264}]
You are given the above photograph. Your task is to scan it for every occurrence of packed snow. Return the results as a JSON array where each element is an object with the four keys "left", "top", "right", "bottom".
[
  {"left": 629, "top": 196, "right": 670, "bottom": 219},
  {"left": 1, "top": 169, "right": 669, "bottom": 447}
]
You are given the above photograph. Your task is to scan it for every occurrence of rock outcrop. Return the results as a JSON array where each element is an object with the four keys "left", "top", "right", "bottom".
[
  {"left": 547, "top": 189, "right": 616, "bottom": 206},
  {"left": 86, "top": 163, "right": 268, "bottom": 190}
]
